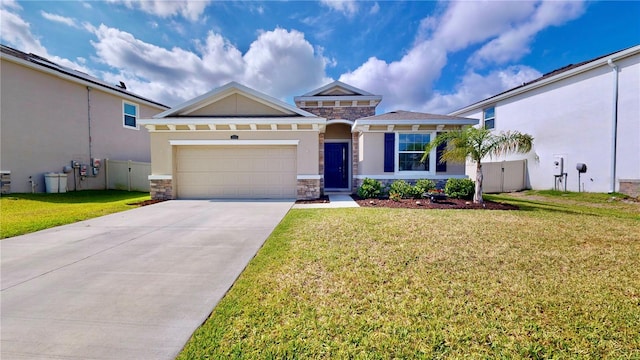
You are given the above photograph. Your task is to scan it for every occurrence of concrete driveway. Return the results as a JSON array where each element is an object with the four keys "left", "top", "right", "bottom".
[{"left": 1, "top": 200, "right": 293, "bottom": 360}]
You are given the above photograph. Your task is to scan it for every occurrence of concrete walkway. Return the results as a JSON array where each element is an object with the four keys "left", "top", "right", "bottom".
[
  {"left": 1, "top": 200, "right": 293, "bottom": 360},
  {"left": 292, "top": 194, "right": 360, "bottom": 209}
]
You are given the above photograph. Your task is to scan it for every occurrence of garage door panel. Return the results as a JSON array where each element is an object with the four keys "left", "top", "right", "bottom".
[{"left": 176, "top": 146, "right": 297, "bottom": 199}]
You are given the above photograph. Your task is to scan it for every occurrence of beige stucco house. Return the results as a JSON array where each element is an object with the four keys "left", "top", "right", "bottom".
[
  {"left": 141, "top": 81, "right": 477, "bottom": 200},
  {"left": 0, "top": 44, "right": 168, "bottom": 193}
]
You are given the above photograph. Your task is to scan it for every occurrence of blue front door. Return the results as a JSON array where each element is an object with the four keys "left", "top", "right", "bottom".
[{"left": 325, "top": 143, "right": 349, "bottom": 189}]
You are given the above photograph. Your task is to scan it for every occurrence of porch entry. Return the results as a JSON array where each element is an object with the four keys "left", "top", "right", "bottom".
[{"left": 324, "top": 142, "right": 349, "bottom": 189}]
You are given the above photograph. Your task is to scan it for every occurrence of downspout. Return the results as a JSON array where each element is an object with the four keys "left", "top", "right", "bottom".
[
  {"left": 87, "top": 86, "right": 93, "bottom": 161},
  {"left": 607, "top": 59, "right": 619, "bottom": 193}
]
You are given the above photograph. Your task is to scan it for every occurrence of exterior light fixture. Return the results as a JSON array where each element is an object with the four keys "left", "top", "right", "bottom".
[{"left": 230, "top": 134, "right": 239, "bottom": 140}]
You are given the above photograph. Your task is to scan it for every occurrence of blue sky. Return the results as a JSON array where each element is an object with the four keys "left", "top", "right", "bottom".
[{"left": 1, "top": 0, "right": 638, "bottom": 113}]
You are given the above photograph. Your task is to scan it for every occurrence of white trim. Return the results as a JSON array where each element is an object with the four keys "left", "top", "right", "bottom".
[
  {"left": 354, "top": 118, "right": 478, "bottom": 127},
  {"left": 169, "top": 140, "right": 299, "bottom": 146},
  {"left": 299, "top": 80, "right": 375, "bottom": 96},
  {"left": 297, "top": 175, "right": 322, "bottom": 180},
  {"left": 396, "top": 132, "right": 436, "bottom": 175},
  {"left": 154, "top": 81, "right": 318, "bottom": 119},
  {"left": 122, "top": 100, "right": 139, "bottom": 130},
  {"left": 449, "top": 45, "right": 640, "bottom": 116},
  {"left": 355, "top": 174, "right": 469, "bottom": 180},
  {"left": 149, "top": 175, "right": 172, "bottom": 180},
  {"left": 326, "top": 119, "right": 355, "bottom": 126},
  {"left": 0, "top": 52, "right": 168, "bottom": 110},
  {"left": 294, "top": 95, "right": 382, "bottom": 103}
]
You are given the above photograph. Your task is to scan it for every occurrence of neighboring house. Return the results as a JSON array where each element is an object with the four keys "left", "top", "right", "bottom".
[
  {"left": 450, "top": 45, "right": 640, "bottom": 196},
  {"left": 140, "top": 81, "right": 477, "bottom": 200},
  {"left": 0, "top": 44, "right": 169, "bottom": 193}
]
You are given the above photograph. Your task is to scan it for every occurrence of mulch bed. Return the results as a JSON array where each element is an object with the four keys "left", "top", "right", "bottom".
[
  {"left": 128, "top": 199, "right": 166, "bottom": 206},
  {"left": 295, "top": 195, "right": 330, "bottom": 204},
  {"left": 352, "top": 195, "right": 518, "bottom": 210}
]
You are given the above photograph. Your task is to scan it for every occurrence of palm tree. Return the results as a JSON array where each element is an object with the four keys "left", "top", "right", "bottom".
[{"left": 422, "top": 127, "right": 533, "bottom": 204}]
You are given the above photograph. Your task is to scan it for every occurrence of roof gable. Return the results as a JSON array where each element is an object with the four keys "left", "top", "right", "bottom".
[
  {"left": 154, "top": 82, "right": 318, "bottom": 119},
  {"left": 301, "top": 80, "right": 374, "bottom": 97}
]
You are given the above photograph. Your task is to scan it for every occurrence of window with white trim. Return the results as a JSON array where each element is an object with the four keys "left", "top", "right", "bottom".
[
  {"left": 123, "top": 101, "right": 138, "bottom": 129},
  {"left": 398, "top": 133, "right": 430, "bottom": 171},
  {"left": 483, "top": 107, "right": 495, "bottom": 129}
]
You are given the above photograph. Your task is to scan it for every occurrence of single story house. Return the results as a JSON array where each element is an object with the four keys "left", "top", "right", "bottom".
[
  {"left": 140, "top": 81, "right": 478, "bottom": 200},
  {"left": 450, "top": 45, "right": 640, "bottom": 196},
  {"left": 0, "top": 44, "right": 169, "bottom": 193}
]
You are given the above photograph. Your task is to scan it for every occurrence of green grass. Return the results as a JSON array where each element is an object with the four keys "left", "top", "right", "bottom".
[
  {"left": 178, "top": 192, "right": 639, "bottom": 359},
  {"left": 0, "top": 190, "right": 150, "bottom": 239}
]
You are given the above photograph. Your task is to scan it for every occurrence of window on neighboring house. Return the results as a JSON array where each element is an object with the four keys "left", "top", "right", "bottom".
[
  {"left": 483, "top": 107, "right": 495, "bottom": 129},
  {"left": 398, "top": 133, "right": 430, "bottom": 171},
  {"left": 123, "top": 102, "right": 138, "bottom": 129}
]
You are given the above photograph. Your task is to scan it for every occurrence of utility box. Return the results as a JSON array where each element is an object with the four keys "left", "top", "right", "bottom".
[{"left": 553, "top": 155, "right": 565, "bottom": 175}]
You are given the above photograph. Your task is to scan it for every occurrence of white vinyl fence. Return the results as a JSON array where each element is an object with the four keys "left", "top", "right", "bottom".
[
  {"left": 468, "top": 160, "right": 527, "bottom": 193},
  {"left": 105, "top": 160, "right": 151, "bottom": 192}
]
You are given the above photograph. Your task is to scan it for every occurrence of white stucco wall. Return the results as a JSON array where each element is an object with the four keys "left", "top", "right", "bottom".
[
  {"left": 453, "top": 51, "right": 639, "bottom": 193},
  {"left": 0, "top": 58, "right": 166, "bottom": 193}
]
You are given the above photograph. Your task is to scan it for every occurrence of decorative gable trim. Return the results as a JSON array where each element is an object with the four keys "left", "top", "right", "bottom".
[
  {"left": 139, "top": 117, "right": 326, "bottom": 132},
  {"left": 300, "top": 80, "right": 374, "bottom": 97},
  {"left": 154, "top": 81, "right": 317, "bottom": 119}
]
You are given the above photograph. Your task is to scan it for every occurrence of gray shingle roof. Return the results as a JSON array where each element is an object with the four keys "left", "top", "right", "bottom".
[
  {"left": 359, "top": 110, "right": 474, "bottom": 121},
  {"left": 0, "top": 44, "right": 168, "bottom": 109}
]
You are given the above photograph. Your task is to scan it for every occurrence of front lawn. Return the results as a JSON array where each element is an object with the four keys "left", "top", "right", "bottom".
[
  {"left": 0, "top": 190, "right": 150, "bottom": 239},
  {"left": 179, "top": 192, "right": 639, "bottom": 358}
]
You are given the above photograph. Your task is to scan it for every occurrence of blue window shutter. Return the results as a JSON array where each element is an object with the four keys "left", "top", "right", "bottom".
[
  {"left": 436, "top": 134, "right": 447, "bottom": 172},
  {"left": 384, "top": 133, "right": 394, "bottom": 172}
]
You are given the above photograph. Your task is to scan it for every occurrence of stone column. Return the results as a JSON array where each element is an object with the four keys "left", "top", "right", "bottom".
[
  {"left": 318, "top": 133, "right": 325, "bottom": 195},
  {"left": 351, "top": 132, "right": 359, "bottom": 193}
]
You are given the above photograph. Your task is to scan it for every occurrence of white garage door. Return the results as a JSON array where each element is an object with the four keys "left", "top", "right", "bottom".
[{"left": 176, "top": 145, "right": 297, "bottom": 199}]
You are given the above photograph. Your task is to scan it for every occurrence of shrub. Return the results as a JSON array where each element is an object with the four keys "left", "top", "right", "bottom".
[
  {"left": 413, "top": 179, "right": 436, "bottom": 198},
  {"left": 389, "top": 180, "right": 413, "bottom": 199},
  {"left": 445, "top": 178, "right": 475, "bottom": 199},
  {"left": 357, "top": 178, "right": 383, "bottom": 199}
]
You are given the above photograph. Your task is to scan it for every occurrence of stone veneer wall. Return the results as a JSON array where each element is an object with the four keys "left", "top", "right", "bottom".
[
  {"left": 150, "top": 179, "right": 174, "bottom": 200},
  {"left": 619, "top": 179, "right": 640, "bottom": 198},
  {"left": 301, "top": 106, "right": 375, "bottom": 121},
  {"left": 297, "top": 179, "right": 320, "bottom": 200},
  {"left": 1, "top": 171, "right": 11, "bottom": 194},
  {"left": 318, "top": 133, "right": 325, "bottom": 195},
  {"left": 351, "top": 133, "right": 359, "bottom": 192}
]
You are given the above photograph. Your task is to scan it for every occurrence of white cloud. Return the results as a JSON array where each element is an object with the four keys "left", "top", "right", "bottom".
[
  {"left": 469, "top": 1, "right": 585, "bottom": 67},
  {"left": 1, "top": 7, "right": 91, "bottom": 74},
  {"left": 1, "top": 8, "right": 46, "bottom": 54},
  {"left": 339, "top": 0, "right": 586, "bottom": 113},
  {"left": 1, "top": 0, "right": 21, "bottom": 10},
  {"left": 370, "top": 2, "right": 380, "bottom": 15},
  {"left": 88, "top": 25, "right": 331, "bottom": 105},
  {"left": 41, "top": 11, "right": 80, "bottom": 28},
  {"left": 424, "top": 66, "right": 542, "bottom": 114},
  {"left": 106, "top": 0, "right": 211, "bottom": 21},
  {"left": 340, "top": 41, "right": 447, "bottom": 111},
  {"left": 320, "top": 0, "right": 358, "bottom": 17}
]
